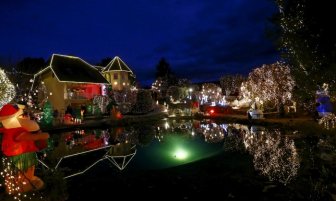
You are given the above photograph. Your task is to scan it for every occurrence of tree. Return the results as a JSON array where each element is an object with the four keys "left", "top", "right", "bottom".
[
  {"left": 220, "top": 74, "right": 246, "bottom": 96},
  {"left": 155, "top": 58, "right": 172, "bottom": 78},
  {"left": 166, "top": 86, "right": 181, "bottom": 102},
  {"left": 274, "top": 0, "right": 336, "bottom": 112},
  {"left": 0, "top": 68, "right": 16, "bottom": 107},
  {"left": 41, "top": 100, "right": 54, "bottom": 127},
  {"left": 177, "top": 78, "right": 191, "bottom": 87},
  {"left": 16, "top": 57, "right": 46, "bottom": 74},
  {"left": 151, "top": 77, "right": 169, "bottom": 101},
  {"left": 132, "top": 89, "right": 153, "bottom": 114},
  {"left": 244, "top": 62, "right": 294, "bottom": 111},
  {"left": 9, "top": 57, "right": 46, "bottom": 106},
  {"left": 200, "top": 83, "right": 223, "bottom": 105},
  {"left": 155, "top": 58, "right": 177, "bottom": 87}
]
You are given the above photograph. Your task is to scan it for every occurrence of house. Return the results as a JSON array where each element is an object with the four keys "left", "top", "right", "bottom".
[
  {"left": 32, "top": 54, "right": 109, "bottom": 115},
  {"left": 101, "top": 56, "right": 136, "bottom": 90}
]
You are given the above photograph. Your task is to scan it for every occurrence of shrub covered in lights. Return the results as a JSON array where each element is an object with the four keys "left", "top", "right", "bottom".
[
  {"left": 199, "top": 83, "right": 223, "bottom": 105},
  {"left": 40, "top": 100, "right": 54, "bottom": 127},
  {"left": 244, "top": 62, "right": 294, "bottom": 110},
  {"left": 0, "top": 68, "right": 16, "bottom": 107}
]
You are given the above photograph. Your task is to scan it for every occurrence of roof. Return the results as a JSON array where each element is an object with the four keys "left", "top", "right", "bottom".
[
  {"left": 95, "top": 65, "right": 104, "bottom": 71},
  {"left": 35, "top": 54, "right": 109, "bottom": 84},
  {"left": 102, "top": 56, "right": 134, "bottom": 74}
]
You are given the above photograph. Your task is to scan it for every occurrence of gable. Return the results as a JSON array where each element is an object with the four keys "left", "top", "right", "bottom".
[{"left": 102, "top": 56, "right": 134, "bottom": 75}]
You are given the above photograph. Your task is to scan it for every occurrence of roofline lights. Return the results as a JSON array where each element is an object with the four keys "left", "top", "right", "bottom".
[{"left": 103, "top": 56, "right": 134, "bottom": 74}]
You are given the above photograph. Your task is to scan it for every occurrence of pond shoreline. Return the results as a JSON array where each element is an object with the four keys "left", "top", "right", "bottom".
[{"left": 42, "top": 111, "right": 317, "bottom": 133}]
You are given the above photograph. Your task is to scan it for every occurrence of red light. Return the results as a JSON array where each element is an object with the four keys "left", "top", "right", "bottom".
[
  {"left": 210, "top": 109, "right": 215, "bottom": 114},
  {"left": 116, "top": 112, "right": 123, "bottom": 119}
]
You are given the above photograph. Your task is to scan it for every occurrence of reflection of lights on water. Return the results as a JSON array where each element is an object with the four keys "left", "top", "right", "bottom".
[
  {"left": 174, "top": 149, "right": 188, "bottom": 160},
  {"left": 242, "top": 130, "right": 299, "bottom": 185}
]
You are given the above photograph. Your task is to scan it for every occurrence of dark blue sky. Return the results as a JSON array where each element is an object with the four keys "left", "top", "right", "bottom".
[{"left": 0, "top": 0, "right": 279, "bottom": 87}]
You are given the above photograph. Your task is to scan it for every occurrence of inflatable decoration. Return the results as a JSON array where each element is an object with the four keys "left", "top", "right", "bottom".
[{"left": 0, "top": 104, "right": 49, "bottom": 194}]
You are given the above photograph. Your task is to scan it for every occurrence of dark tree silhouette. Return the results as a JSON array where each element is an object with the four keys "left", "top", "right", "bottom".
[
  {"left": 155, "top": 58, "right": 177, "bottom": 86},
  {"left": 155, "top": 58, "right": 172, "bottom": 78},
  {"left": 16, "top": 57, "right": 46, "bottom": 74}
]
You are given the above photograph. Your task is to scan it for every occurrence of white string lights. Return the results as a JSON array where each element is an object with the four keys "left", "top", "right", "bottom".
[{"left": 0, "top": 68, "right": 16, "bottom": 107}]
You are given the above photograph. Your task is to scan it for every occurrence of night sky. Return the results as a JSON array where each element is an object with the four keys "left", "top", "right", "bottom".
[{"left": 0, "top": 0, "right": 279, "bottom": 87}]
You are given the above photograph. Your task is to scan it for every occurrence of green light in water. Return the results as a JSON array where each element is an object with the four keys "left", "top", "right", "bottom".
[{"left": 174, "top": 148, "right": 188, "bottom": 160}]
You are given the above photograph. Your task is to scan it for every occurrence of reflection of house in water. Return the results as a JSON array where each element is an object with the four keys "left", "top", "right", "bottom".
[
  {"left": 106, "top": 142, "right": 137, "bottom": 170},
  {"left": 38, "top": 129, "right": 136, "bottom": 179}
]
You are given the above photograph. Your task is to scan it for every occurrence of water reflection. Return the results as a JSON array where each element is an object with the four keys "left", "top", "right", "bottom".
[
  {"left": 1, "top": 120, "right": 335, "bottom": 200},
  {"left": 105, "top": 142, "right": 136, "bottom": 170},
  {"left": 242, "top": 127, "right": 300, "bottom": 185},
  {"left": 194, "top": 121, "right": 300, "bottom": 185},
  {"left": 39, "top": 119, "right": 300, "bottom": 185}
]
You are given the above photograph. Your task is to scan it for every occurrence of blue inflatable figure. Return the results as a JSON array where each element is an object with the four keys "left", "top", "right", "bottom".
[{"left": 316, "top": 95, "right": 333, "bottom": 117}]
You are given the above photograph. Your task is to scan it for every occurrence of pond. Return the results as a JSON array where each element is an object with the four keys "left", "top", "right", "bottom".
[{"left": 1, "top": 118, "right": 335, "bottom": 200}]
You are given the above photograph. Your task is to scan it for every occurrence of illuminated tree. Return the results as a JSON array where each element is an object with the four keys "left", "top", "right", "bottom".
[
  {"left": 112, "top": 88, "right": 137, "bottom": 114},
  {"left": 41, "top": 100, "right": 53, "bottom": 127},
  {"left": 0, "top": 68, "right": 16, "bottom": 107},
  {"left": 113, "top": 88, "right": 137, "bottom": 105},
  {"left": 93, "top": 95, "right": 111, "bottom": 114},
  {"left": 151, "top": 77, "right": 169, "bottom": 100},
  {"left": 275, "top": 0, "right": 336, "bottom": 111},
  {"left": 27, "top": 75, "right": 49, "bottom": 111},
  {"left": 200, "top": 83, "right": 223, "bottom": 105},
  {"left": 245, "top": 62, "right": 294, "bottom": 110}
]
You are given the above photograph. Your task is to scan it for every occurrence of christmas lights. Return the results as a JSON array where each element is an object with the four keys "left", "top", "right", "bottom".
[
  {"left": 242, "top": 128, "right": 299, "bottom": 185},
  {"left": 244, "top": 62, "right": 294, "bottom": 110},
  {"left": 0, "top": 68, "right": 16, "bottom": 107}
]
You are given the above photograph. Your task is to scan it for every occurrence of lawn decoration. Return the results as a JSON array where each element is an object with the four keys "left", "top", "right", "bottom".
[{"left": 0, "top": 104, "right": 49, "bottom": 194}]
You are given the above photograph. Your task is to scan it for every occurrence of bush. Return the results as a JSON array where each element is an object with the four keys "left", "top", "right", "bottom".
[{"left": 131, "top": 89, "right": 154, "bottom": 114}]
